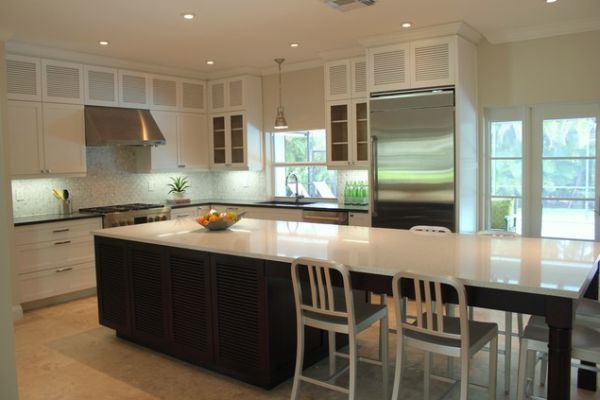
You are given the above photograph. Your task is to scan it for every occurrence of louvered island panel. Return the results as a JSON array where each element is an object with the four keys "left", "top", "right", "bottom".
[
  {"left": 130, "top": 246, "right": 167, "bottom": 345},
  {"left": 169, "top": 250, "right": 212, "bottom": 362},
  {"left": 96, "top": 239, "right": 130, "bottom": 334},
  {"left": 212, "top": 255, "right": 266, "bottom": 377}
]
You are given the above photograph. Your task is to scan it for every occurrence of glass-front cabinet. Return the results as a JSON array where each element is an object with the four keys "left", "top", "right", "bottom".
[
  {"left": 326, "top": 99, "right": 368, "bottom": 168},
  {"left": 210, "top": 113, "right": 247, "bottom": 168}
]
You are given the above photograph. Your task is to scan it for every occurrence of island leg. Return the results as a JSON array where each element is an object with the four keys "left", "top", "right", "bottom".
[
  {"left": 579, "top": 268, "right": 599, "bottom": 391},
  {"left": 545, "top": 297, "right": 574, "bottom": 400}
]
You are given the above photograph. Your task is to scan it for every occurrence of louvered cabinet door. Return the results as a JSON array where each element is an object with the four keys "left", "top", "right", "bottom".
[
  {"left": 179, "top": 79, "right": 206, "bottom": 112},
  {"left": 410, "top": 37, "right": 455, "bottom": 88},
  {"left": 367, "top": 42, "right": 410, "bottom": 93},
  {"left": 41, "top": 59, "right": 84, "bottom": 104},
  {"left": 119, "top": 70, "right": 150, "bottom": 108},
  {"left": 84, "top": 65, "right": 118, "bottom": 107},
  {"left": 129, "top": 246, "right": 168, "bottom": 347},
  {"left": 168, "top": 249, "right": 213, "bottom": 363},
  {"left": 212, "top": 255, "right": 266, "bottom": 380},
  {"left": 96, "top": 239, "right": 130, "bottom": 334},
  {"left": 228, "top": 78, "right": 245, "bottom": 111},
  {"left": 209, "top": 80, "right": 227, "bottom": 112},
  {"left": 6, "top": 54, "right": 42, "bottom": 101},
  {"left": 150, "top": 75, "right": 179, "bottom": 111},
  {"left": 325, "top": 60, "right": 351, "bottom": 101},
  {"left": 350, "top": 57, "right": 367, "bottom": 98}
]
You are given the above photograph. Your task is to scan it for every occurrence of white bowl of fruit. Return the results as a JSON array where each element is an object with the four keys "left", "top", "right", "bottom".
[{"left": 196, "top": 209, "right": 243, "bottom": 231}]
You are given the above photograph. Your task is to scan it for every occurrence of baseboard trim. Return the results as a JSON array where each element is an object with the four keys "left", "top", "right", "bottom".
[{"left": 12, "top": 304, "right": 23, "bottom": 321}]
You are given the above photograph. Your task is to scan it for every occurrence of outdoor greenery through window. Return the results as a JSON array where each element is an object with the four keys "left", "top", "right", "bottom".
[{"left": 272, "top": 130, "right": 337, "bottom": 199}]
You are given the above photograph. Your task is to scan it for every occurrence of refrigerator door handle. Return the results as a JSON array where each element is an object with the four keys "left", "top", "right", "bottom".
[{"left": 371, "top": 135, "right": 378, "bottom": 217}]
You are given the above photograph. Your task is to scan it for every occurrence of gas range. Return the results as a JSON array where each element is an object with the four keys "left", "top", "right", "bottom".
[{"left": 79, "top": 203, "right": 171, "bottom": 228}]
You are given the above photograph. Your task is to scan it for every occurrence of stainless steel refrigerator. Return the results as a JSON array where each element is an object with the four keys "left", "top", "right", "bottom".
[{"left": 370, "top": 89, "right": 455, "bottom": 231}]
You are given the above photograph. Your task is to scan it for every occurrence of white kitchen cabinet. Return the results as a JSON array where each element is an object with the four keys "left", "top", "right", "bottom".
[
  {"left": 7, "top": 100, "right": 86, "bottom": 177},
  {"left": 349, "top": 212, "right": 370, "bottom": 227},
  {"left": 6, "top": 54, "right": 42, "bottom": 101},
  {"left": 326, "top": 99, "right": 369, "bottom": 168},
  {"left": 118, "top": 69, "right": 150, "bottom": 108},
  {"left": 41, "top": 59, "right": 84, "bottom": 104},
  {"left": 137, "top": 111, "right": 209, "bottom": 172},
  {"left": 170, "top": 205, "right": 210, "bottom": 220},
  {"left": 209, "top": 112, "right": 262, "bottom": 171},
  {"left": 179, "top": 79, "right": 206, "bottom": 112},
  {"left": 325, "top": 60, "right": 351, "bottom": 101},
  {"left": 351, "top": 57, "right": 368, "bottom": 98},
  {"left": 367, "top": 36, "right": 456, "bottom": 94},
  {"left": 15, "top": 217, "right": 101, "bottom": 303},
  {"left": 209, "top": 205, "right": 302, "bottom": 222},
  {"left": 84, "top": 65, "right": 119, "bottom": 107},
  {"left": 150, "top": 74, "right": 179, "bottom": 110},
  {"left": 208, "top": 76, "right": 259, "bottom": 113}
]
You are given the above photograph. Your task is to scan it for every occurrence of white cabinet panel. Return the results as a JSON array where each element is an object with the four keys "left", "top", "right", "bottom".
[
  {"left": 7, "top": 101, "right": 44, "bottom": 175},
  {"left": 367, "top": 43, "right": 410, "bottom": 93},
  {"left": 349, "top": 212, "right": 370, "bottom": 227},
  {"left": 41, "top": 59, "right": 84, "bottom": 104},
  {"left": 325, "top": 60, "right": 351, "bottom": 101},
  {"left": 180, "top": 79, "right": 206, "bottom": 112},
  {"left": 178, "top": 113, "right": 208, "bottom": 170},
  {"left": 84, "top": 65, "right": 118, "bottom": 106},
  {"left": 171, "top": 206, "right": 210, "bottom": 219},
  {"left": 209, "top": 80, "right": 226, "bottom": 112},
  {"left": 351, "top": 57, "right": 368, "bottom": 98},
  {"left": 228, "top": 78, "right": 244, "bottom": 110},
  {"left": 15, "top": 236, "right": 94, "bottom": 275},
  {"left": 42, "top": 103, "right": 86, "bottom": 175},
  {"left": 6, "top": 54, "right": 42, "bottom": 101},
  {"left": 15, "top": 218, "right": 101, "bottom": 245},
  {"left": 410, "top": 37, "right": 455, "bottom": 88},
  {"left": 119, "top": 70, "right": 150, "bottom": 108},
  {"left": 151, "top": 75, "right": 178, "bottom": 110},
  {"left": 149, "top": 111, "right": 179, "bottom": 171},
  {"left": 209, "top": 77, "right": 249, "bottom": 112}
]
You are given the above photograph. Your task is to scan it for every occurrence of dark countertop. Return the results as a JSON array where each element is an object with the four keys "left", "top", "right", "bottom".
[
  {"left": 13, "top": 212, "right": 103, "bottom": 227},
  {"left": 169, "top": 199, "right": 369, "bottom": 213}
]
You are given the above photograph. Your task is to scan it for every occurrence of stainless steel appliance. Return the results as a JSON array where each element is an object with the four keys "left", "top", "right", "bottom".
[
  {"left": 84, "top": 106, "right": 166, "bottom": 146},
  {"left": 302, "top": 210, "right": 348, "bottom": 225},
  {"left": 80, "top": 203, "right": 170, "bottom": 228},
  {"left": 370, "top": 88, "right": 455, "bottom": 231}
]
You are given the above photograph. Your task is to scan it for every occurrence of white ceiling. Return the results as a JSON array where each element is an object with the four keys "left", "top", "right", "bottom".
[{"left": 0, "top": 0, "right": 599, "bottom": 75}]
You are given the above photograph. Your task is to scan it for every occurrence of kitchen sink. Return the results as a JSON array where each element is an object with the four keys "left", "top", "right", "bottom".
[{"left": 256, "top": 200, "right": 316, "bottom": 206}]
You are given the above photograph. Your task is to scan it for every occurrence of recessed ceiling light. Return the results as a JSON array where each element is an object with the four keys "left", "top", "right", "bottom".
[
  {"left": 98, "top": 40, "right": 109, "bottom": 46},
  {"left": 401, "top": 22, "right": 412, "bottom": 29},
  {"left": 206, "top": 60, "right": 214, "bottom": 65},
  {"left": 290, "top": 43, "right": 299, "bottom": 48},
  {"left": 182, "top": 13, "right": 195, "bottom": 20},
  {"left": 545, "top": 0, "right": 557, "bottom": 3}
]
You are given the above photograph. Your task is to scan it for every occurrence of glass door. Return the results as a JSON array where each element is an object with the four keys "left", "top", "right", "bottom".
[
  {"left": 327, "top": 102, "right": 349, "bottom": 165},
  {"left": 532, "top": 104, "right": 599, "bottom": 240},
  {"left": 353, "top": 100, "right": 369, "bottom": 166},
  {"left": 229, "top": 114, "right": 245, "bottom": 166},
  {"left": 211, "top": 115, "right": 226, "bottom": 165}
]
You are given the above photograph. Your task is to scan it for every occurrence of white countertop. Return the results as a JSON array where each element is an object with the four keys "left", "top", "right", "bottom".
[{"left": 94, "top": 218, "right": 600, "bottom": 299}]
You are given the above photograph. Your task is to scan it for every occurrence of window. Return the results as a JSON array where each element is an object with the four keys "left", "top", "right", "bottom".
[
  {"left": 484, "top": 104, "right": 599, "bottom": 240},
  {"left": 271, "top": 130, "right": 337, "bottom": 199}
]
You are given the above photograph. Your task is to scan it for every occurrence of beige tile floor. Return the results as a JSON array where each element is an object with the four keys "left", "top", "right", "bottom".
[{"left": 13, "top": 296, "right": 600, "bottom": 400}]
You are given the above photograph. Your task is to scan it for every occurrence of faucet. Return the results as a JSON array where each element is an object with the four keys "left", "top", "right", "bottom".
[{"left": 285, "top": 172, "right": 304, "bottom": 203}]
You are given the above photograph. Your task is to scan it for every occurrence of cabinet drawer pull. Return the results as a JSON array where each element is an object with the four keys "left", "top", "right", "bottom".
[
  {"left": 176, "top": 214, "right": 189, "bottom": 218},
  {"left": 52, "top": 228, "right": 70, "bottom": 233},
  {"left": 55, "top": 267, "right": 73, "bottom": 273},
  {"left": 54, "top": 240, "right": 71, "bottom": 246}
]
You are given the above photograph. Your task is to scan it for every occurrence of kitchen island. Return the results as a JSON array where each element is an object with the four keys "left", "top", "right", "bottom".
[{"left": 94, "top": 218, "right": 600, "bottom": 398}]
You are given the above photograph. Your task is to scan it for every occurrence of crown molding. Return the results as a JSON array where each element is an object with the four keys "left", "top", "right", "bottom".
[
  {"left": 484, "top": 17, "right": 600, "bottom": 44},
  {"left": 6, "top": 41, "right": 208, "bottom": 79},
  {"left": 206, "top": 66, "right": 262, "bottom": 80},
  {"left": 317, "top": 46, "right": 366, "bottom": 61},
  {"left": 259, "top": 59, "right": 324, "bottom": 76},
  {"left": 358, "top": 21, "right": 482, "bottom": 48}
]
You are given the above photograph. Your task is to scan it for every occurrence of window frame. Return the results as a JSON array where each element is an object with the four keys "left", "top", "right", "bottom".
[{"left": 270, "top": 129, "right": 336, "bottom": 201}]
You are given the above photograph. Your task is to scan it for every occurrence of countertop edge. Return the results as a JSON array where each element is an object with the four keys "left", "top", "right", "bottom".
[
  {"left": 14, "top": 213, "right": 103, "bottom": 226},
  {"left": 170, "top": 200, "right": 369, "bottom": 213}
]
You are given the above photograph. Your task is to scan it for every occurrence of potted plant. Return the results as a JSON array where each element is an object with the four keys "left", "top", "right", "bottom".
[{"left": 168, "top": 176, "right": 190, "bottom": 202}]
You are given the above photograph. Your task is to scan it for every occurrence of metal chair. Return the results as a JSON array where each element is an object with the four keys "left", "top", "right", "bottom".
[
  {"left": 516, "top": 316, "right": 600, "bottom": 400},
  {"left": 410, "top": 225, "right": 452, "bottom": 233},
  {"left": 392, "top": 271, "right": 498, "bottom": 400},
  {"left": 476, "top": 229, "right": 523, "bottom": 394},
  {"left": 290, "top": 257, "right": 389, "bottom": 400}
]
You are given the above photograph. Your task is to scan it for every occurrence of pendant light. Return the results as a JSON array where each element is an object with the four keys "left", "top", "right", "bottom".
[{"left": 274, "top": 58, "right": 288, "bottom": 130}]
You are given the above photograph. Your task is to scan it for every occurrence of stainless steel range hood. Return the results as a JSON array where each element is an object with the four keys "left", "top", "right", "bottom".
[{"left": 84, "top": 106, "right": 166, "bottom": 146}]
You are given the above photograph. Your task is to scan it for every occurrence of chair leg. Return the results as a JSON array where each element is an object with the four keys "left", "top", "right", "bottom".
[
  {"left": 328, "top": 330, "right": 336, "bottom": 376},
  {"left": 424, "top": 351, "right": 432, "bottom": 400},
  {"left": 391, "top": 334, "right": 404, "bottom": 400},
  {"left": 539, "top": 356, "right": 547, "bottom": 387},
  {"left": 380, "top": 316, "right": 389, "bottom": 400},
  {"left": 291, "top": 324, "right": 305, "bottom": 400},
  {"left": 504, "top": 312, "right": 513, "bottom": 394},
  {"left": 525, "top": 350, "right": 537, "bottom": 398},
  {"left": 348, "top": 331, "right": 358, "bottom": 400},
  {"left": 489, "top": 335, "right": 498, "bottom": 400},
  {"left": 460, "top": 351, "right": 469, "bottom": 400},
  {"left": 516, "top": 338, "right": 528, "bottom": 400},
  {"left": 517, "top": 313, "right": 524, "bottom": 337}
]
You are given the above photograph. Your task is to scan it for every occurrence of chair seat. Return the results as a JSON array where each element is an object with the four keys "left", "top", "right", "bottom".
[
  {"left": 404, "top": 314, "right": 498, "bottom": 357},
  {"left": 304, "top": 302, "right": 387, "bottom": 334}
]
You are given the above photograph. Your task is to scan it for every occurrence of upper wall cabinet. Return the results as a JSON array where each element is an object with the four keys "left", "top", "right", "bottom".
[
  {"left": 84, "top": 65, "right": 119, "bottom": 107},
  {"left": 6, "top": 54, "right": 42, "bottom": 101},
  {"left": 208, "top": 77, "right": 247, "bottom": 113},
  {"left": 41, "top": 59, "right": 84, "bottom": 104},
  {"left": 179, "top": 79, "right": 206, "bottom": 112},
  {"left": 118, "top": 70, "right": 150, "bottom": 108},
  {"left": 367, "top": 36, "right": 456, "bottom": 93},
  {"left": 324, "top": 57, "right": 367, "bottom": 101},
  {"left": 150, "top": 75, "right": 179, "bottom": 111}
]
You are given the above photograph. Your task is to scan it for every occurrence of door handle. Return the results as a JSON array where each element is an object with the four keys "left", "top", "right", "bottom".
[
  {"left": 54, "top": 240, "right": 71, "bottom": 246},
  {"left": 370, "top": 135, "right": 378, "bottom": 217}
]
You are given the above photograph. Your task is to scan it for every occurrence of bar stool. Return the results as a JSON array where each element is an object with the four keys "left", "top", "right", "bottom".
[
  {"left": 290, "top": 257, "right": 389, "bottom": 400},
  {"left": 392, "top": 271, "right": 498, "bottom": 400},
  {"left": 410, "top": 225, "right": 452, "bottom": 233}
]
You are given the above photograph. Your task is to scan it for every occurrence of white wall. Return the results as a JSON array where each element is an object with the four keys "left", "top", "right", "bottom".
[
  {"left": 0, "top": 39, "right": 20, "bottom": 400},
  {"left": 478, "top": 30, "right": 600, "bottom": 108}
]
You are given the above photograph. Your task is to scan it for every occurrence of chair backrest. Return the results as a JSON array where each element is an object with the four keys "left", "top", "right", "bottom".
[
  {"left": 410, "top": 225, "right": 451, "bottom": 233},
  {"left": 477, "top": 230, "right": 520, "bottom": 238},
  {"left": 291, "top": 257, "right": 355, "bottom": 325},
  {"left": 392, "top": 271, "right": 469, "bottom": 347}
]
